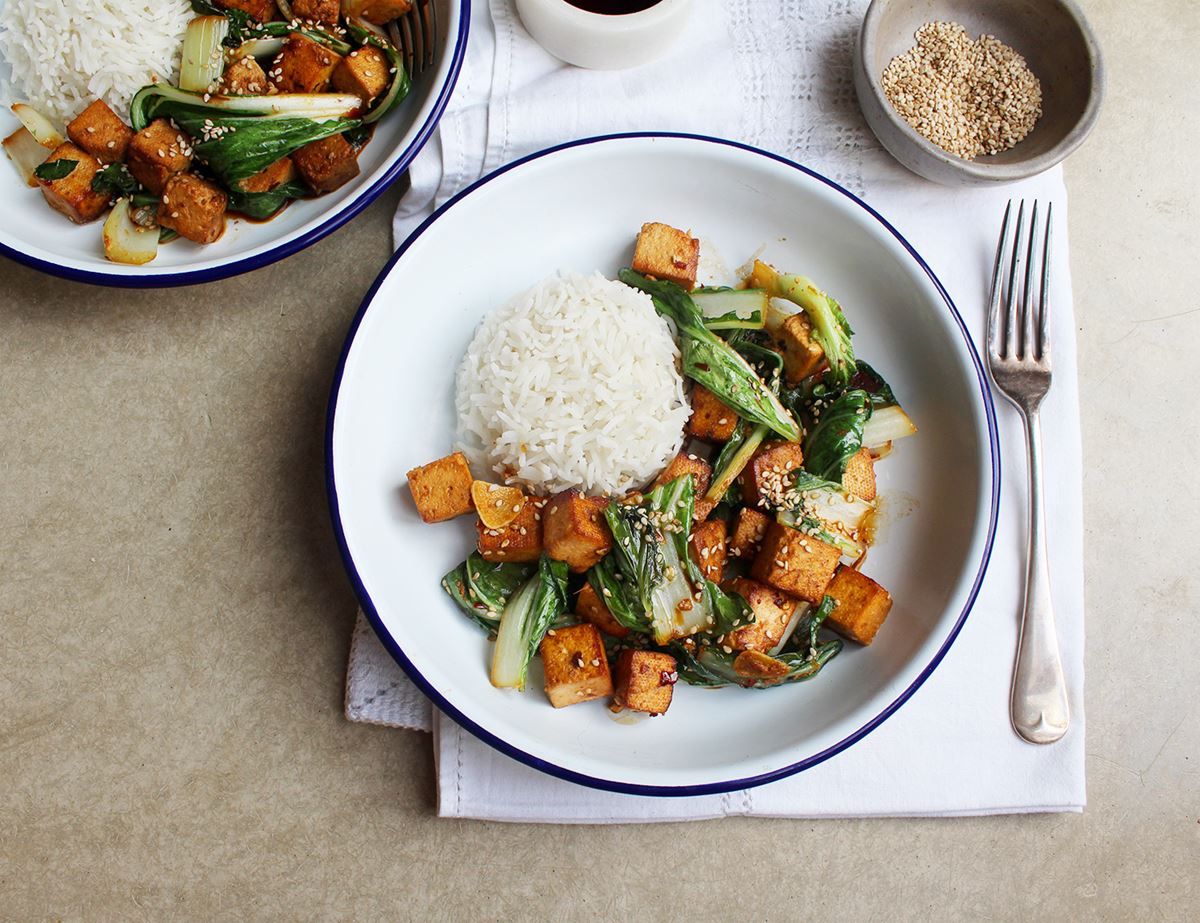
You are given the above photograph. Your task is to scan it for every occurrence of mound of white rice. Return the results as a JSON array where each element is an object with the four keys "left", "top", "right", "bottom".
[
  {"left": 455, "top": 272, "right": 691, "bottom": 496},
  {"left": 0, "top": 0, "right": 192, "bottom": 126}
]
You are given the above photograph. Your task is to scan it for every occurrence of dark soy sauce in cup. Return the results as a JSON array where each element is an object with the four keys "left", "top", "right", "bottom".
[{"left": 565, "top": 0, "right": 662, "bottom": 13}]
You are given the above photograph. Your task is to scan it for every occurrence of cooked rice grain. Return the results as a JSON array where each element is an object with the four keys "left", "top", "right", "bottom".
[
  {"left": 0, "top": 0, "right": 192, "bottom": 126},
  {"left": 455, "top": 272, "right": 691, "bottom": 496}
]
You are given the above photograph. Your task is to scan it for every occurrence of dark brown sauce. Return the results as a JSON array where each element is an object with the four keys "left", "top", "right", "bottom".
[{"left": 565, "top": 0, "right": 662, "bottom": 14}]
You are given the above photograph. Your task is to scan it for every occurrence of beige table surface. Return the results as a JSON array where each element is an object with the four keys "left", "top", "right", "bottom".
[{"left": 2, "top": 1, "right": 1197, "bottom": 919}]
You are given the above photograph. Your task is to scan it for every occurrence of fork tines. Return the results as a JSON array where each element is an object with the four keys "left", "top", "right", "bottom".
[
  {"left": 388, "top": 0, "right": 438, "bottom": 80},
  {"left": 988, "top": 199, "right": 1053, "bottom": 365}
]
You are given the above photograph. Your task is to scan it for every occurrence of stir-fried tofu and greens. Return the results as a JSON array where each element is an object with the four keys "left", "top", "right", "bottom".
[
  {"left": 3, "top": 0, "right": 417, "bottom": 263},
  {"left": 409, "top": 222, "right": 918, "bottom": 719}
]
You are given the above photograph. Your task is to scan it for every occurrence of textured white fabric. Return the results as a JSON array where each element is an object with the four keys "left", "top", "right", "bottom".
[{"left": 345, "top": 0, "right": 1087, "bottom": 822}]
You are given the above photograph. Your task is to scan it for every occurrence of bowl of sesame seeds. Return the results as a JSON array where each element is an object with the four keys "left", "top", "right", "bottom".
[{"left": 853, "top": 0, "right": 1105, "bottom": 186}]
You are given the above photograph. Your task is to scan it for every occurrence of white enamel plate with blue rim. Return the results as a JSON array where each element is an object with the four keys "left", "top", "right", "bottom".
[
  {"left": 328, "top": 133, "right": 1000, "bottom": 796},
  {"left": 0, "top": 0, "right": 468, "bottom": 287}
]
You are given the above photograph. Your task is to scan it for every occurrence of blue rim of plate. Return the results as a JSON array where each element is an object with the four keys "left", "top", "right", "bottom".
[
  {"left": 326, "top": 132, "right": 1002, "bottom": 797},
  {"left": 0, "top": 2, "right": 470, "bottom": 289}
]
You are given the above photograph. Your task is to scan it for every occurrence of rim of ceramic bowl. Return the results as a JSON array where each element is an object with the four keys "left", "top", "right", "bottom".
[
  {"left": 857, "top": 0, "right": 1106, "bottom": 183},
  {"left": 325, "top": 132, "right": 1002, "bottom": 797},
  {"left": 518, "top": 0, "right": 692, "bottom": 31},
  {"left": 0, "top": 1, "right": 471, "bottom": 289}
]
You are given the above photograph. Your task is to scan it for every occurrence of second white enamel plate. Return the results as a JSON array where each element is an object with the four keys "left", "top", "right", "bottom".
[{"left": 328, "top": 134, "right": 999, "bottom": 795}]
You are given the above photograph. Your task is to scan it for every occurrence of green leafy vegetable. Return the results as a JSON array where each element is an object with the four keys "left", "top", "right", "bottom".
[
  {"left": 802, "top": 389, "right": 872, "bottom": 482},
  {"left": 190, "top": 0, "right": 257, "bottom": 47},
  {"left": 490, "top": 556, "right": 569, "bottom": 690},
  {"left": 692, "top": 287, "right": 768, "bottom": 330},
  {"left": 619, "top": 270, "right": 802, "bottom": 442},
  {"left": 850, "top": 360, "right": 897, "bottom": 409},
  {"left": 670, "top": 640, "right": 842, "bottom": 689},
  {"left": 585, "top": 555, "right": 652, "bottom": 634},
  {"left": 130, "top": 85, "right": 360, "bottom": 185},
  {"left": 603, "top": 475, "right": 750, "bottom": 644},
  {"left": 748, "top": 261, "right": 856, "bottom": 387},
  {"left": 91, "top": 163, "right": 139, "bottom": 199},
  {"left": 441, "top": 553, "right": 536, "bottom": 633},
  {"left": 34, "top": 159, "right": 76, "bottom": 181},
  {"left": 227, "top": 179, "right": 308, "bottom": 220}
]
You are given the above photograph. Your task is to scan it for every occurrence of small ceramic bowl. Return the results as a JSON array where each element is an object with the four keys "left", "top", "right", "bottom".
[
  {"left": 853, "top": 0, "right": 1105, "bottom": 186},
  {"left": 514, "top": 0, "right": 693, "bottom": 70}
]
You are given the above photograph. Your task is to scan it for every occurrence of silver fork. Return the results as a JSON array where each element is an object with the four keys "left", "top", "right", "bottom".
[
  {"left": 386, "top": 0, "right": 439, "bottom": 80},
  {"left": 987, "top": 200, "right": 1070, "bottom": 745}
]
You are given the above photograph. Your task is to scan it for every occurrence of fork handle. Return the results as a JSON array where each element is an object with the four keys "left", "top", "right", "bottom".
[{"left": 1010, "top": 409, "right": 1070, "bottom": 743}]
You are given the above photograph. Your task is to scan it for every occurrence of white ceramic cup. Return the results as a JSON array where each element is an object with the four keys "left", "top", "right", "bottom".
[{"left": 514, "top": 0, "right": 694, "bottom": 70}]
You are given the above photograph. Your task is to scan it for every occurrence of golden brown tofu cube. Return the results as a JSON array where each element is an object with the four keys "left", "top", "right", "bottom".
[
  {"left": 271, "top": 33, "right": 341, "bottom": 93},
  {"left": 157, "top": 173, "right": 227, "bottom": 244},
  {"left": 689, "top": 518, "right": 727, "bottom": 584},
  {"left": 778, "top": 313, "right": 825, "bottom": 384},
  {"left": 652, "top": 452, "right": 712, "bottom": 496},
  {"left": 476, "top": 498, "right": 546, "bottom": 563},
  {"left": 722, "top": 577, "right": 798, "bottom": 652},
  {"left": 332, "top": 45, "right": 391, "bottom": 105},
  {"left": 67, "top": 100, "right": 133, "bottom": 164},
  {"left": 750, "top": 521, "right": 841, "bottom": 604},
  {"left": 292, "top": 132, "right": 360, "bottom": 193},
  {"left": 292, "top": 0, "right": 340, "bottom": 22},
  {"left": 632, "top": 221, "right": 700, "bottom": 291},
  {"left": 841, "top": 447, "right": 877, "bottom": 501},
  {"left": 238, "top": 156, "right": 297, "bottom": 194},
  {"left": 222, "top": 55, "right": 269, "bottom": 95},
  {"left": 693, "top": 498, "right": 717, "bottom": 523},
  {"left": 729, "top": 507, "right": 770, "bottom": 560},
  {"left": 687, "top": 385, "right": 738, "bottom": 442},
  {"left": 127, "top": 119, "right": 191, "bottom": 194},
  {"left": 216, "top": 0, "right": 276, "bottom": 22},
  {"left": 576, "top": 582, "right": 629, "bottom": 639},
  {"left": 824, "top": 565, "right": 893, "bottom": 645},
  {"left": 543, "top": 489, "right": 613, "bottom": 573},
  {"left": 406, "top": 451, "right": 474, "bottom": 523},
  {"left": 613, "top": 650, "right": 677, "bottom": 716},
  {"left": 540, "top": 624, "right": 613, "bottom": 708},
  {"left": 36, "top": 143, "right": 109, "bottom": 224},
  {"left": 740, "top": 440, "right": 805, "bottom": 510},
  {"left": 354, "top": 0, "right": 414, "bottom": 25}
]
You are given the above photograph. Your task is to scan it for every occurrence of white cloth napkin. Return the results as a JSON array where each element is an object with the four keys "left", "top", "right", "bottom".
[{"left": 344, "top": 0, "right": 1087, "bottom": 822}]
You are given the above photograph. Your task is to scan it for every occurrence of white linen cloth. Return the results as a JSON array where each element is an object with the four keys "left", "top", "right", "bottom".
[{"left": 344, "top": 0, "right": 1087, "bottom": 822}]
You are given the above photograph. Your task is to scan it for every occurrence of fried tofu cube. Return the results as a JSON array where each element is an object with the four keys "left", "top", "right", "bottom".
[
  {"left": 613, "top": 650, "right": 677, "bottom": 716},
  {"left": 631, "top": 221, "right": 700, "bottom": 290},
  {"left": 238, "top": 156, "right": 297, "bottom": 194},
  {"left": 576, "top": 582, "right": 629, "bottom": 639},
  {"left": 354, "top": 0, "right": 414, "bottom": 26},
  {"left": 271, "top": 33, "right": 341, "bottom": 93},
  {"left": 740, "top": 441, "right": 805, "bottom": 510},
  {"left": 841, "top": 447, "right": 877, "bottom": 501},
  {"left": 332, "top": 45, "right": 391, "bottom": 105},
  {"left": 722, "top": 577, "right": 798, "bottom": 652},
  {"left": 687, "top": 385, "right": 738, "bottom": 442},
  {"left": 689, "top": 518, "right": 727, "bottom": 584},
  {"left": 66, "top": 100, "right": 132, "bottom": 164},
  {"left": 292, "top": 132, "right": 360, "bottom": 193},
  {"left": 157, "top": 173, "right": 227, "bottom": 244},
  {"left": 36, "top": 143, "right": 109, "bottom": 223},
  {"left": 540, "top": 624, "right": 613, "bottom": 708},
  {"left": 543, "top": 489, "right": 613, "bottom": 573},
  {"left": 216, "top": 0, "right": 276, "bottom": 21},
  {"left": 729, "top": 507, "right": 770, "bottom": 560},
  {"left": 222, "top": 55, "right": 269, "bottom": 95},
  {"left": 750, "top": 522, "right": 841, "bottom": 604},
  {"left": 693, "top": 497, "right": 717, "bottom": 523},
  {"left": 778, "top": 313, "right": 825, "bottom": 383},
  {"left": 127, "top": 118, "right": 191, "bottom": 194},
  {"left": 406, "top": 451, "right": 474, "bottom": 523},
  {"left": 652, "top": 452, "right": 712, "bottom": 496},
  {"left": 824, "top": 565, "right": 893, "bottom": 645},
  {"left": 476, "top": 498, "right": 546, "bottom": 563},
  {"left": 292, "top": 0, "right": 340, "bottom": 22}
]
